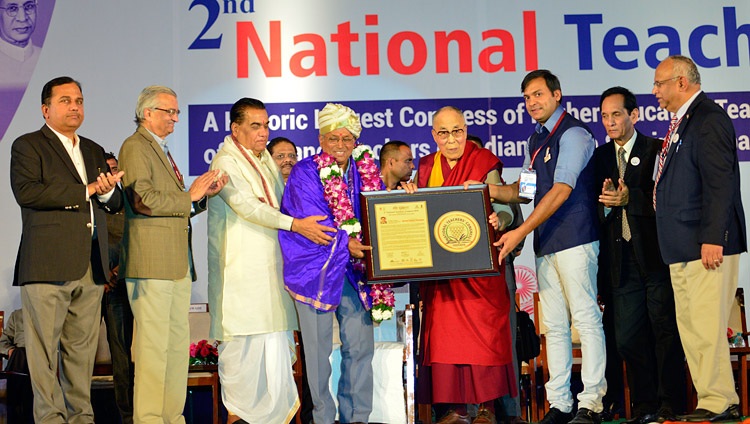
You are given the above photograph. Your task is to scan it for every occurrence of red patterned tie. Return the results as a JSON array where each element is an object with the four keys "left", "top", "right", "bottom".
[
  {"left": 653, "top": 115, "right": 679, "bottom": 210},
  {"left": 166, "top": 149, "right": 184, "bottom": 185}
]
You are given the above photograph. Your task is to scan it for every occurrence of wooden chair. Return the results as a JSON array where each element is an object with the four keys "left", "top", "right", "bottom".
[
  {"left": 686, "top": 288, "right": 750, "bottom": 416},
  {"left": 728, "top": 288, "right": 750, "bottom": 416},
  {"left": 292, "top": 331, "right": 303, "bottom": 424},
  {"left": 532, "top": 293, "right": 630, "bottom": 419},
  {"left": 187, "top": 304, "right": 220, "bottom": 424}
]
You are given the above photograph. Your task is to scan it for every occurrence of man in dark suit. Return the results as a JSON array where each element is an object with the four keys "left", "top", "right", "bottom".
[
  {"left": 10, "top": 76, "right": 124, "bottom": 423},
  {"left": 593, "top": 87, "right": 685, "bottom": 424},
  {"left": 652, "top": 55, "right": 747, "bottom": 422}
]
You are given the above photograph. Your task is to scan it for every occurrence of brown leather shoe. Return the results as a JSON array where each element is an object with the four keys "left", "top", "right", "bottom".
[
  {"left": 437, "top": 410, "right": 472, "bottom": 424},
  {"left": 473, "top": 408, "right": 497, "bottom": 424}
]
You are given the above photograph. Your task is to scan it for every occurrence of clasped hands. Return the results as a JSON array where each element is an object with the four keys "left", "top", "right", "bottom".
[
  {"left": 598, "top": 178, "right": 629, "bottom": 207},
  {"left": 87, "top": 170, "right": 125, "bottom": 197},
  {"left": 189, "top": 169, "right": 229, "bottom": 202}
]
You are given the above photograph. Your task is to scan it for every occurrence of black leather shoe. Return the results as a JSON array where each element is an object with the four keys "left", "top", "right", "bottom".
[
  {"left": 679, "top": 405, "right": 740, "bottom": 422},
  {"left": 538, "top": 408, "right": 573, "bottom": 424},
  {"left": 568, "top": 408, "right": 601, "bottom": 424},
  {"left": 623, "top": 413, "right": 657, "bottom": 424},
  {"left": 653, "top": 406, "right": 676, "bottom": 423}
]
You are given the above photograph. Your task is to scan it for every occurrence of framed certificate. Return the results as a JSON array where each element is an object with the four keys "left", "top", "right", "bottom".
[{"left": 360, "top": 184, "right": 501, "bottom": 283}]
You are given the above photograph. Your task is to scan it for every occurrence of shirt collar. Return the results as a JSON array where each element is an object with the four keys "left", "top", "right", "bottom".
[
  {"left": 614, "top": 130, "right": 637, "bottom": 158},
  {"left": 144, "top": 127, "right": 167, "bottom": 152},
  {"left": 536, "top": 105, "right": 565, "bottom": 134},
  {"left": 674, "top": 90, "right": 702, "bottom": 121},
  {"left": 0, "top": 39, "right": 34, "bottom": 62},
  {"left": 46, "top": 124, "right": 79, "bottom": 147}
]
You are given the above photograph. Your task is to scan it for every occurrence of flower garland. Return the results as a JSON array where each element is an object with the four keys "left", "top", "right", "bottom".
[{"left": 315, "top": 145, "right": 395, "bottom": 323}]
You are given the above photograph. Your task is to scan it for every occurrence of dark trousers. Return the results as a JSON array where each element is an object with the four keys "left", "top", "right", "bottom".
[
  {"left": 103, "top": 281, "right": 135, "bottom": 424},
  {"left": 612, "top": 242, "right": 686, "bottom": 415}
]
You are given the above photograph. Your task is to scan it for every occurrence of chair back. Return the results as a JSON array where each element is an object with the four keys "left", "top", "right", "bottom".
[
  {"left": 189, "top": 303, "right": 214, "bottom": 344},
  {"left": 95, "top": 318, "right": 112, "bottom": 365},
  {"left": 533, "top": 293, "right": 582, "bottom": 345},
  {"left": 728, "top": 288, "right": 747, "bottom": 339}
]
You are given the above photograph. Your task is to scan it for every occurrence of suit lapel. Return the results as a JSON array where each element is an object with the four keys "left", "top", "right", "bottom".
[
  {"left": 137, "top": 126, "right": 184, "bottom": 189},
  {"left": 662, "top": 93, "right": 704, "bottom": 173},
  {"left": 626, "top": 133, "right": 648, "bottom": 183},
  {"left": 41, "top": 125, "right": 84, "bottom": 184},
  {"left": 80, "top": 140, "right": 101, "bottom": 184},
  {"left": 606, "top": 142, "right": 619, "bottom": 182}
]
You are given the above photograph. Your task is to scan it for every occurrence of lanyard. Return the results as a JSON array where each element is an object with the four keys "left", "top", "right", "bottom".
[{"left": 528, "top": 110, "right": 567, "bottom": 170}]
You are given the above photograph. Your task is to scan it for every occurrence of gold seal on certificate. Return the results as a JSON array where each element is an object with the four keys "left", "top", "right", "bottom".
[
  {"left": 361, "top": 185, "right": 501, "bottom": 283},
  {"left": 433, "top": 211, "right": 481, "bottom": 253}
]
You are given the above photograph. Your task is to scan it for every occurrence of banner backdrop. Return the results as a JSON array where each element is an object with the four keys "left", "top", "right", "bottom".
[{"left": 1, "top": 0, "right": 749, "bottom": 318}]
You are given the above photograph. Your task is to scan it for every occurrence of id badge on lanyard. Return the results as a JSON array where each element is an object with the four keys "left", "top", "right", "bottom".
[
  {"left": 518, "top": 111, "right": 567, "bottom": 201},
  {"left": 519, "top": 169, "right": 537, "bottom": 200}
]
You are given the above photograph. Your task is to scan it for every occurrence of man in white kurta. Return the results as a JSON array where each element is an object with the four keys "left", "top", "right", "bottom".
[{"left": 207, "top": 98, "right": 334, "bottom": 424}]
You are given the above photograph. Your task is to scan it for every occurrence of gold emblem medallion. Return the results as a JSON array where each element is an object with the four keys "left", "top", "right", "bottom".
[{"left": 433, "top": 211, "right": 480, "bottom": 253}]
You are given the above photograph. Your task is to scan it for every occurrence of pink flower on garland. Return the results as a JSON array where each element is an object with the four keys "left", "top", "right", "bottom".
[{"left": 315, "top": 145, "right": 395, "bottom": 322}]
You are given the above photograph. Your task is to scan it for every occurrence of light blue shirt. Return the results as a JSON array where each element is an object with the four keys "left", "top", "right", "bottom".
[{"left": 522, "top": 106, "right": 596, "bottom": 190}]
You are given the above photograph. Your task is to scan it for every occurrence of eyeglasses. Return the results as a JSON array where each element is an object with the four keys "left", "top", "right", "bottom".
[
  {"left": 153, "top": 107, "right": 180, "bottom": 117},
  {"left": 325, "top": 136, "right": 355, "bottom": 145},
  {"left": 653, "top": 76, "right": 681, "bottom": 88},
  {"left": 0, "top": 1, "right": 36, "bottom": 18},
  {"left": 434, "top": 128, "right": 465, "bottom": 141},
  {"left": 273, "top": 153, "right": 297, "bottom": 161}
]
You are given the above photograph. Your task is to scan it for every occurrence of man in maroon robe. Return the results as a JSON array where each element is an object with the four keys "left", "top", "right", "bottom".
[{"left": 417, "top": 106, "right": 517, "bottom": 424}]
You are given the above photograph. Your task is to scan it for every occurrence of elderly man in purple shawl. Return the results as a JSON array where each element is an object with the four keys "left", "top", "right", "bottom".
[{"left": 280, "top": 103, "right": 380, "bottom": 424}]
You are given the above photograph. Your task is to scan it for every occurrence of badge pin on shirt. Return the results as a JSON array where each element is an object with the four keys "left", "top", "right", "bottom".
[{"left": 544, "top": 147, "right": 551, "bottom": 163}]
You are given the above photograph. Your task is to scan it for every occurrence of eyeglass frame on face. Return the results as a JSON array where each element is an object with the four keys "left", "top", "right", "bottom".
[
  {"left": 0, "top": 0, "right": 36, "bottom": 18},
  {"left": 652, "top": 76, "right": 682, "bottom": 89},
  {"left": 324, "top": 135, "right": 355, "bottom": 145},
  {"left": 152, "top": 107, "right": 181, "bottom": 117},
  {"left": 434, "top": 127, "right": 466, "bottom": 141}
]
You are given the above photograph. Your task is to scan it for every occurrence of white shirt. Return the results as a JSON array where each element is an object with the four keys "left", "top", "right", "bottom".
[{"left": 47, "top": 124, "right": 114, "bottom": 234}]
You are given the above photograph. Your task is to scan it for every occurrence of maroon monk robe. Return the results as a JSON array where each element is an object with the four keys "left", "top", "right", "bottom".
[{"left": 417, "top": 141, "right": 516, "bottom": 404}]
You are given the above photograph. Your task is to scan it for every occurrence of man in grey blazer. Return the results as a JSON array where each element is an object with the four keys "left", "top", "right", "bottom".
[
  {"left": 118, "top": 85, "right": 226, "bottom": 423},
  {"left": 10, "top": 76, "right": 124, "bottom": 423}
]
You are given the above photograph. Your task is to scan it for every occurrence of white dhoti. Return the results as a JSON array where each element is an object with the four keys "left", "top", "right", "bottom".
[{"left": 218, "top": 331, "right": 300, "bottom": 424}]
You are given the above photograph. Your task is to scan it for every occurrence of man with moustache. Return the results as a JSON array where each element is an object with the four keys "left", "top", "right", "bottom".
[
  {"left": 267, "top": 136, "right": 298, "bottom": 183},
  {"left": 651, "top": 55, "right": 746, "bottom": 423},
  {"left": 279, "top": 103, "right": 377, "bottom": 424},
  {"left": 10, "top": 76, "right": 124, "bottom": 423},
  {"left": 485, "top": 70, "right": 606, "bottom": 424},
  {"left": 379, "top": 140, "right": 414, "bottom": 189},
  {"left": 592, "top": 86, "right": 684, "bottom": 424},
  {"left": 207, "top": 98, "right": 333, "bottom": 424},
  {"left": 118, "top": 85, "right": 227, "bottom": 423}
]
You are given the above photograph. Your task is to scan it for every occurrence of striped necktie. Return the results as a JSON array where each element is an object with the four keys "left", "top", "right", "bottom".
[
  {"left": 653, "top": 115, "right": 679, "bottom": 210},
  {"left": 617, "top": 147, "right": 631, "bottom": 241}
]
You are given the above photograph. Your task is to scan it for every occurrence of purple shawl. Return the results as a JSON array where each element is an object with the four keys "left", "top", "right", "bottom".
[{"left": 279, "top": 155, "right": 370, "bottom": 311}]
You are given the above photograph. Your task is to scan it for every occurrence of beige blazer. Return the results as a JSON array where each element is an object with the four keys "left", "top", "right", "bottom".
[{"left": 118, "top": 126, "right": 205, "bottom": 281}]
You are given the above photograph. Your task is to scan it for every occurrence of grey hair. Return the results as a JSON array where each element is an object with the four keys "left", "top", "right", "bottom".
[
  {"left": 134, "top": 85, "right": 177, "bottom": 124},
  {"left": 668, "top": 55, "right": 701, "bottom": 85}
]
